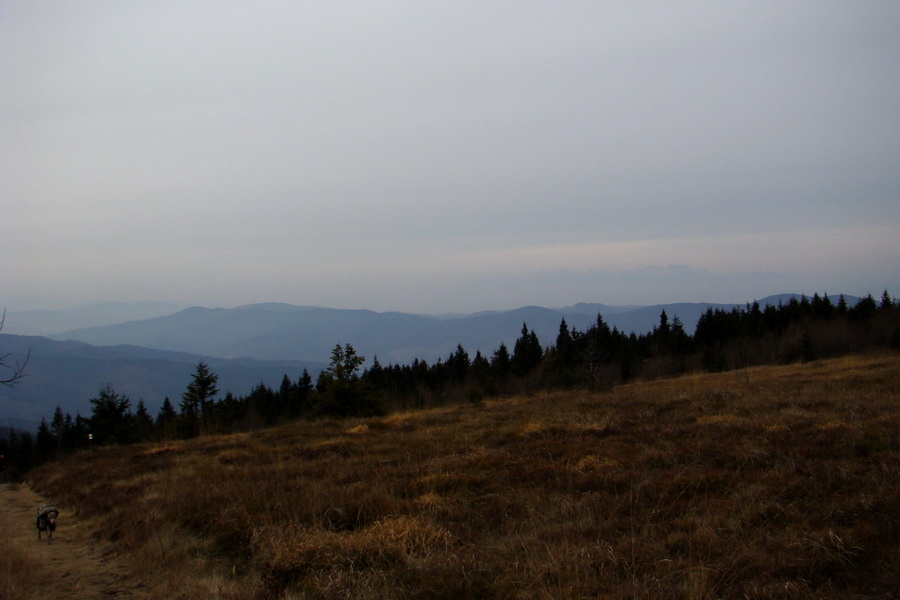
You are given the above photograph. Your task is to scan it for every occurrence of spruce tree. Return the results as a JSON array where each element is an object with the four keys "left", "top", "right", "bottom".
[
  {"left": 512, "top": 323, "right": 542, "bottom": 376},
  {"left": 491, "top": 343, "right": 511, "bottom": 376},
  {"left": 89, "top": 385, "right": 132, "bottom": 445},
  {"left": 556, "top": 319, "right": 574, "bottom": 367},
  {"left": 180, "top": 362, "right": 219, "bottom": 437},
  {"left": 51, "top": 406, "right": 65, "bottom": 451},
  {"left": 35, "top": 418, "right": 56, "bottom": 463},
  {"left": 156, "top": 398, "right": 178, "bottom": 439},
  {"left": 134, "top": 400, "right": 155, "bottom": 441},
  {"left": 316, "top": 343, "right": 381, "bottom": 417},
  {"left": 326, "top": 343, "right": 365, "bottom": 382}
]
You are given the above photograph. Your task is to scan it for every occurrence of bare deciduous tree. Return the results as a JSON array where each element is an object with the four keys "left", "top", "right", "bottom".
[{"left": 1, "top": 308, "right": 29, "bottom": 386}]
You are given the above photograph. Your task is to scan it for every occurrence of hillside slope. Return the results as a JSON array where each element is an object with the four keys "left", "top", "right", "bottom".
[
  {"left": 25, "top": 353, "right": 900, "bottom": 599},
  {"left": 0, "top": 334, "right": 323, "bottom": 424}
]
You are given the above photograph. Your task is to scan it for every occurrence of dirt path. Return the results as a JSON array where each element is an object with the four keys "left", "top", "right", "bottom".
[{"left": 0, "top": 481, "right": 152, "bottom": 599}]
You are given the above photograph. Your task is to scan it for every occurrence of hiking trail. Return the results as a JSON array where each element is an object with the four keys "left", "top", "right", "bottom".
[{"left": 0, "top": 481, "right": 152, "bottom": 599}]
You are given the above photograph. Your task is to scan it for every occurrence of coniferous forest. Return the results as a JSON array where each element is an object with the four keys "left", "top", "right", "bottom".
[{"left": 2, "top": 291, "right": 898, "bottom": 479}]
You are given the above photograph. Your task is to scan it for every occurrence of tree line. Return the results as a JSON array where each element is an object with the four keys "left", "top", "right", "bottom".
[{"left": 2, "top": 291, "right": 898, "bottom": 479}]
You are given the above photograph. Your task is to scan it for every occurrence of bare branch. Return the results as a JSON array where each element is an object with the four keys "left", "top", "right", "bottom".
[
  {"left": 0, "top": 350, "right": 29, "bottom": 387},
  {"left": 0, "top": 308, "right": 29, "bottom": 386}
]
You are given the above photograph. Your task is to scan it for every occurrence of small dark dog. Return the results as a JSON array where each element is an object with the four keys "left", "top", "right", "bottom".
[{"left": 36, "top": 504, "right": 58, "bottom": 543}]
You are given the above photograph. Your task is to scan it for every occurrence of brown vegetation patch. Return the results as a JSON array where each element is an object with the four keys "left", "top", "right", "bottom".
[
  {"left": 695, "top": 413, "right": 745, "bottom": 426},
  {"left": 24, "top": 353, "right": 900, "bottom": 599},
  {"left": 574, "top": 454, "right": 620, "bottom": 473}
]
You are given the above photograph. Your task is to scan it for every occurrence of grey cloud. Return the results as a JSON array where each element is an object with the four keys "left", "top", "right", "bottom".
[{"left": 2, "top": 2, "right": 899, "bottom": 313}]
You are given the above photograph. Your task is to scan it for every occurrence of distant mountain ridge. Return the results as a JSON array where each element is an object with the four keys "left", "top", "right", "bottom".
[
  {"left": 46, "top": 296, "right": 831, "bottom": 366},
  {"left": 49, "top": 304, "right": 668, "bottom": 365},
  {"left": 0, "top": 334, "right": 323, "bottom": 426},
  {"left": 4, "top": 302, "right": 188, "bottom": 336},
  {"left": 1, "top": 294, "right": 860, "bottom": 427}
]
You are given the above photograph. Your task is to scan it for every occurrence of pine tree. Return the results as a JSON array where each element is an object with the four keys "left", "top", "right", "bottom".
[
  {"left": 279, "top": 374, "right": 293, "bottom": 404},
  {"left": 326, "top": 343, "right": 365, "bottom": 382},
  {"left": 35, "top": 418, "right": 56, "bottom": 463},
  {"left": 511, "top": 323, "right": 542, "bottom": 376},
  {"left": 446, "top": 344, "right": 470, "bottom": 382},
  {"left": 471, "top": 350, "right": 492, "bottom": 386},
  {"left": 837, "top": 294, "right": 849, "bottom": 314},
  {"left": 89, "top": 385, "right": 132, "bottom": 445},
  {"left": 491, "top": 343, "right": 511, "bottom": 377},
  {"left": 851, "top": 294, "right": 877, "bottom": 320},
  {"left": 156, "top": 398, "right": 179, "bottom": 439},
  {"left": 657, "top": 310, "right": 671, "bottom": 337},
  {"left": 316, "top": 343, "right": 381, "bottom": 417},
  {"left": 556, "top": 319, "right": 574, "bottom": 367},
  {"left": 61, "top": 413, "right": 77, "bottom": 451},
  {"left": 134, "top": 400, "right": 156, "bottom": 441},
  {"left": 72, "top": 414, "right": 90, "bottom": 450},
  {"left": 180, "top": 362, "right": 219, "bottom": 437},
  {"left": 289, "top": 369, "right": 313, "bottom": 417},
  {"left": 51, "top": 406, "right": 65, "bottom": 451},
  {"left": 247, "top": 383, "right": 278, "bottom": 423}
]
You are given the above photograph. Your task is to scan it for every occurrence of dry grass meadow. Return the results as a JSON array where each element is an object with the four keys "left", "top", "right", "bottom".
[{"left": 24, "top": 353, "right": 900, "bottom": 599}]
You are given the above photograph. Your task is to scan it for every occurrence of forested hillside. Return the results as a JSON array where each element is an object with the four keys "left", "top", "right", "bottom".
[{"left": 2, "top": 291, "right": 897, "bottom": 478}]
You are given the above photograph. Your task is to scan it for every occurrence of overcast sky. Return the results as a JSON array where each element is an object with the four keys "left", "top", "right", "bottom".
[{"left": 3, "top": 2, "right": 899, "bottom": 313}]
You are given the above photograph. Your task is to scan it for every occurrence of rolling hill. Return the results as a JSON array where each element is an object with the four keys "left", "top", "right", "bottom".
[
  {"left": 48, "top": 301, "right": 757, "bottom": 365},
  {"left": 0, "top": 334, "right": 323, "bottom": 426}
]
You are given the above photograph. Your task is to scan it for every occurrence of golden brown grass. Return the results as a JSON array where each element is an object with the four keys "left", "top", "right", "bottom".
[
  {"left": 0, "top": 549, "right": 44, "bottom": 600},
  {"left": 0, "top": 495, "right": 45, "bottom": 600},
  {"left": 27, "top": 353, "right": 900, "bottom": 599}
]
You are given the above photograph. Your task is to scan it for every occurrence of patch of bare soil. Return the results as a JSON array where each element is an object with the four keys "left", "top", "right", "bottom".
[{"left": 0, "top": 481, "right": 152, "bottom": 599}]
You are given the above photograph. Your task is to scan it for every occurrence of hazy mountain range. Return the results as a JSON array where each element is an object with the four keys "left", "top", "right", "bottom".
[
  {"left": 0, "top": 295, "right": 833, "bottom": 428},
  {"left": 33, "top": 301, "right": 753, "bottom": 363},
  {"left": 2, "top": 301, "right": 189, "bottom": 337},
  {"left": 0, "top": 334, "right": 322, "bottom": 428}
]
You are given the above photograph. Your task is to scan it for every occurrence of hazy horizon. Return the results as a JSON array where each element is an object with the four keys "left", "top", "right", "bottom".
[
  {"left": 1, "top": 270, "right": 884, "bottom": 317},
  {"left": 4, "top": 3, "right": 899, "bottom": 314}
]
